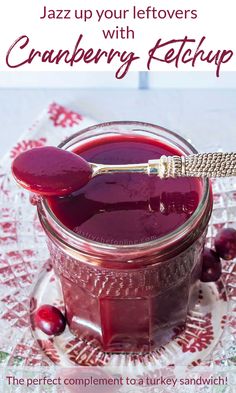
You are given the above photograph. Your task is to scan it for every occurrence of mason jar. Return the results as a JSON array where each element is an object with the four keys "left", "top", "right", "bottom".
[{"left": 37, "top": 122, "right": 212, "bottom": 353}]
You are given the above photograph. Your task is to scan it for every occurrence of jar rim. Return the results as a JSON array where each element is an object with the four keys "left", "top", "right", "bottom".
[{"left": 39, "top": 121, "right": 212, "bottom": 259}]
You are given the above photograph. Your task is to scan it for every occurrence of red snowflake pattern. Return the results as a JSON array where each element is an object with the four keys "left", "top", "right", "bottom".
[
  {"left": 48, "top": 102, "right": 83, "bottom": 128},
  {"left": 10, "top": 138, "right": 47, "bottom": 159},
  {"left": 176, "top": 313, "right": 214, "bottom": 353}
]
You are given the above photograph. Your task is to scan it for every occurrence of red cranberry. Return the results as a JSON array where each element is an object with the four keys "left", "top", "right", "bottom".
[
  {"left": 34, "top": 305, "right": 66, "bottom": 336},
  {"left": 201, "top": 247, "right": 222, "bottom": 282},
  {"left": 214, "top": 227, "right": 236, "bottom": 260}
]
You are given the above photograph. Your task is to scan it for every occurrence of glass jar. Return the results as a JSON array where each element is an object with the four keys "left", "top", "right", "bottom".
[{"left": 37, "top": 122, "right": 212, "bottom": 353}]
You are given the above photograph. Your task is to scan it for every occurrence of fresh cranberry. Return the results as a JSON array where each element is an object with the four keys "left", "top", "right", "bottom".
[
  {"left": 201, "top": 247, "right": 222, "bottom": 282},
  {"left": 34, "top": 305, "right": 66, "bottom": 336},
  {"left": 214, "top": 227, "right": 236, "bottom": 260}
]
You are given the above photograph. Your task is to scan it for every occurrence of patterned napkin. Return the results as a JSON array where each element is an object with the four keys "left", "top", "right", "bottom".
[
  {"left": 2, "top": 102, "right": 96, "bottom": 165},
  {"left": 0, "top": 103, "right": 97, "bottom": 367}
]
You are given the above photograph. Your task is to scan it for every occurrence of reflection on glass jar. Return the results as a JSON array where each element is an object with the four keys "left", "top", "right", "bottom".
[{"left": 37, "top": 122, "right": 212, "bottom": 353}]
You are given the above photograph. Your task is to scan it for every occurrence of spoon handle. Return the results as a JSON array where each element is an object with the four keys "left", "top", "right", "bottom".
[{"left": 153, "top": 152, "right": 236, "bottom": 178}]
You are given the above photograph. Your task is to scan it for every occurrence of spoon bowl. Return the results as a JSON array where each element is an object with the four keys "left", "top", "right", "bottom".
[{"left": 12, "top": 146, "right": 92, "bottom": 196}]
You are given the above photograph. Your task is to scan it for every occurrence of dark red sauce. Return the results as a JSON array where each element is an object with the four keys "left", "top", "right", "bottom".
[
  {"left": 47, "top": 135, "right": 202, "bottom": 245},
  {"left": 12, "top": 146, "right": 92, "bottom": 196}
]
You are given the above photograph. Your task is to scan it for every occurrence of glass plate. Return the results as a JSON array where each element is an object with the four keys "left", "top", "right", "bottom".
[{"left": 30, "top": 264, "right": 229, "bottom": 370}]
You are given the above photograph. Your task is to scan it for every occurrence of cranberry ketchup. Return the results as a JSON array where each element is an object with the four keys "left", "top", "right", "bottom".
[
  {"left": 40, "top": 128, "right": 211, "bottom": 354},
  {"left": 47, "top": 135, "right": 202, "bottom": 245}
]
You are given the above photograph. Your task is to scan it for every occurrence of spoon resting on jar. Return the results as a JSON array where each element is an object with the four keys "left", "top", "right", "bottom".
[{"left": 11, "top": 146, "right": 236, "bottom": 196}]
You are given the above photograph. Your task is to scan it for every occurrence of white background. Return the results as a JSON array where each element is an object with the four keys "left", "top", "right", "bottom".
[{"left": 0, "top": 87, "right": 235, "bottom": 157}]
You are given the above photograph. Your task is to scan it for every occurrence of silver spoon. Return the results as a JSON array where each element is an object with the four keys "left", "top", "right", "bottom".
[
  {"left": 91, "top": 152, "right": 236, "bottom": 179},
  {"left": 12, "top": 148, "right": 236, "bottom": 197}
]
